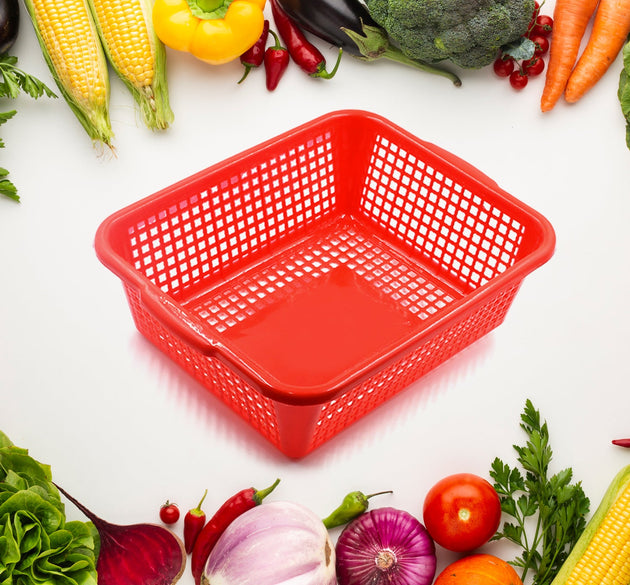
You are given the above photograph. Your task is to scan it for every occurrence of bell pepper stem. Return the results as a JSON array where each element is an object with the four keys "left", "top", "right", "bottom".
[{"left": 193, "top": 0, "right": 224, "bottom": 12}]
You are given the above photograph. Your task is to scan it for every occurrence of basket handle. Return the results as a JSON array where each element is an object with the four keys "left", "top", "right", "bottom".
[
  {"left": 139, "top": 288, "right": 217, "bottom": 356},
  {"left": 140, "top": 287, "right": 288, "bottom": 398}
]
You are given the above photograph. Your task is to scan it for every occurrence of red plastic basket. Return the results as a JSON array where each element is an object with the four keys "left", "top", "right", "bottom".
[{"left": 95, "top": 110, "right": 555, "bottom": 458}]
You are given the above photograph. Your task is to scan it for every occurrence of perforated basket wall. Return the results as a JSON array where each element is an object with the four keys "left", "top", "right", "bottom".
[{"left": 96, "top": 110, "right": 555, "bottom": 458}]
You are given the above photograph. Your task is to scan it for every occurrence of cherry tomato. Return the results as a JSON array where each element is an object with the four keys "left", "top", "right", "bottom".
[
  {"left": 530, "top": 34, "right": 550, "bottom": 55},
  {"left": 493, "top": 56, "right": 514, "bottom": 77},
  {"left": 532, "top": 14, "right": 554, "bottom": 36},
  {"left": 523, "top": 57, "right": 545, "bottom": 76},
  {"left": 160, "top": 501, "right": 180, "bottom": 524},
  {"left": 509, "top": 70, "right": 529, "bottom": 90},
  {"left": 422, "top": 473, "right": 502, "bottom": 552}
]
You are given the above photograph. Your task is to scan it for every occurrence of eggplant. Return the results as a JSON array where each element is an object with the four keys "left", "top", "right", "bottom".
[
  {"left": 276, "top": 0, "right": 378, "bottom": 57},
  {"left": 0, "top": 0, "right": 19, "bottom": 54},
  {"left": 275, "top": 0, "right": 461, "bottom": 86}
]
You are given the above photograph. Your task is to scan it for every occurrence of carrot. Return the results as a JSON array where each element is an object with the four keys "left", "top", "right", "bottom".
[
  {"left": 540, "top": 0, "right": 599, "bottom": 112},
  {"left": 564, "top": 0, "right": 630, "bottom": 103}
]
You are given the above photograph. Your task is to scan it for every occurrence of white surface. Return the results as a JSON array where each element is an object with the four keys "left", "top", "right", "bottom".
[{"left": 2, "top": 3, "right": 630, "bottom": 581}]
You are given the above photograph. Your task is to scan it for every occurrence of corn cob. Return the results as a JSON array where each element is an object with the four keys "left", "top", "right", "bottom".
[
  {"left": 551, "top": 464, "right": 630, "bottom": 585},
  {"left": 22, "top": 0, "right": 113, "bottom": 146},
  {"left": 87, "top": 0, "right": 174, "bottom": 130}
]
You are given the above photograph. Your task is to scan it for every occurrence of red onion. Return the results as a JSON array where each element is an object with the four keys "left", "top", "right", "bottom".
[
  {"left": 335, "top": 507, "right": 437, "bottom": 585},
  {"left": 202, "top": 501, "right": 335, "bottom": 585}
]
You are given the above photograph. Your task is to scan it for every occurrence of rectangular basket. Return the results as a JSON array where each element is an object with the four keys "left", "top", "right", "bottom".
[{"left": 95, "top": 110, "right": 555, "bottom": 458}]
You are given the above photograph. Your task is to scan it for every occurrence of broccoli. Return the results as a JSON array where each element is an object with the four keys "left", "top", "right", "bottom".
[{"left": 364, "top": 0, "right": 536, "bottom": 69}]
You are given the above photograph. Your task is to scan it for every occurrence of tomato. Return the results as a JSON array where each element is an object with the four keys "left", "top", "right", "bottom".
[
  {"left": 532, "top": 14, "right": 554, "bottom": 36},
  {"left": 493, "top": 56, "right": 514, "bottom": 77},
  {"left": 523, "top": 57, "right": 545, "bottom": 77},
  {"left": 433, "top": 553, "right": 523, "bottom": 585},
  {"left": 530, "top": 34, "right": 550, "bottom": 56},
  {"left": 160, "top": 501, "right": 180, "bottom": 524},
  {"left": 422, "top": 473, "right": 501, "bottom": 552},
  {"left": 509, "top": 70, "right": 529, "bottom": 90}
]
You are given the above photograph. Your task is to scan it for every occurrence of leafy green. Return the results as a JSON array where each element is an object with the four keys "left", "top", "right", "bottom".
[
  {"left": 0, "top": 430, "right": 98, "bottom": 585},
  {"left": 0, "top": 53, "right": 56, "bottom": 202},
  {"left": 618, "top": 38, "right": 630, "bottom": 150},
  {"left": 489, "top": 400, "right": 590, "bottom": 585},
  {"left": 501, "top": 36, "right": 536, "bottom": 61}
]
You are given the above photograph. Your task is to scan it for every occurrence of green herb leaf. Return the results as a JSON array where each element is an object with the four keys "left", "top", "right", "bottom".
[
  {"left": 489, "top": 400, "right": 590, "bottom": 585},
  {"left": 0, "top": 53, "right": 56, "bottom": 202},
  {"left": 0, "top": 178, "right": 19, "bottom": 201}
]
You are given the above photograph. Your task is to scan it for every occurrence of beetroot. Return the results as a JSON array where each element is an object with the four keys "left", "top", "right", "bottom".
[{"left": 55, "top": 483, "right": 186, "bottom": 585}]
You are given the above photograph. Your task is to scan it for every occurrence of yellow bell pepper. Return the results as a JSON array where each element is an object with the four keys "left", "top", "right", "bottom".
[{"left": 152, "top": 0, "right": 266, "bottom": 65}]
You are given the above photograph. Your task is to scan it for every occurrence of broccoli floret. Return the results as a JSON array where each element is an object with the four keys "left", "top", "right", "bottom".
[{"left": 365, "top": 0, "right": 535, "bottom": 69}]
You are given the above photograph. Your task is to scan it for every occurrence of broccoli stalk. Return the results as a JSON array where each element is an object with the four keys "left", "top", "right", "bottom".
[{"left": 342, "top": 21, "right": 462, "bottom": 86}]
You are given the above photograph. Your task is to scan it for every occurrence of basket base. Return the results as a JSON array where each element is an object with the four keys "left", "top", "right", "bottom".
[
  {"left": 224, "top": 264, "right": 414, "bottom": 388},
  {"left": 184, "top": 216, "right": 464, "bottom": 393}
]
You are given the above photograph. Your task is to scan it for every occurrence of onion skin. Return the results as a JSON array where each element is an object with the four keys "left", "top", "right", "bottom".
[
  {"left": 335, "top": 507, "right": 437, "bottom": 585},
  {"left": 202, "top": 501, "right": 335, "bottom": 585}
]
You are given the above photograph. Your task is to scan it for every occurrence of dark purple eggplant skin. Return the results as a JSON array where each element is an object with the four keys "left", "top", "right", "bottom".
[
  {"left": 0, "top": 0, "right": 19, "bottom": 54},
  {"left": 276, "top": 0, "right": 378, "bottom": 57}
]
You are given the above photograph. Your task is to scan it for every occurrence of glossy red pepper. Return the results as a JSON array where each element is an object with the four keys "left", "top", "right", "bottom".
[
  {"left": 613, "top": 438, "right": 630, "bottom": 448},
  {"left": 270, "top": 0, "right": 342, "bottom": 79},
  {"left": 238, "top": 19, "right": 270, "bottom": 84},
  {"left": 190, "top": 479, "right": 280, "bottom": 585},
  {"left": 264, "top": 30, "right": 290, "bottom": 91},
  {"left": 184, "top": 489, "right": 208, "bottom": 554}
]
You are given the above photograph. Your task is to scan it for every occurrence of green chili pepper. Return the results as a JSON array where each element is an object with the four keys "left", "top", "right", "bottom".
[{"left": 322, "top": 490, "right": 392, "bottom": 529}]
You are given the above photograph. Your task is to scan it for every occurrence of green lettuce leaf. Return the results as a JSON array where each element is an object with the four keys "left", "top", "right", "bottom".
[
  {"left": 0, "top": 432, "right": 13, "bottom": 449},
  {"left": 0, "top": 432, "right": 98, "bottom": 585}
]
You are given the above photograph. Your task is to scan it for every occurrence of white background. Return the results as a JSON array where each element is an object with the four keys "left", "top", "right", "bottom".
[{"left": 2, "top": 1, "right": 630, "bottom": 582}]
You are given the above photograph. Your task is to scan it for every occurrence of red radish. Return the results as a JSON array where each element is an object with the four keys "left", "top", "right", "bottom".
[{"left": 55, "top": 483, "right": 186, "bottom": 585}]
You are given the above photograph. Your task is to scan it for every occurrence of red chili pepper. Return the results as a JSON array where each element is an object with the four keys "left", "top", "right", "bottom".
[
  {"left": 190, "top": 479, "right": 280, "bottom": 585},
  {"left": 264, "top": 30, "right": 290, "bottom": 91},
  {"left": 613, "top": 438, "right": 630, "bottom": 448},
  {"left": 238, "top": 19, "right": 270, "bottom": 84},
  {"left": 184, "top": 489, "right": 208, "bottom": 554},
  {"left": 270, "top": 0, "right": 342, "bottom": 79}
]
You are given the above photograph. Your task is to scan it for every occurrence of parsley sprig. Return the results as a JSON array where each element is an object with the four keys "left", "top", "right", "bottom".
[
  {"left": 0, "top": 53, "right": 56, "bottom": 202},
  {"left": 489, "top": 399, "right": 591, "bottom": 585}
]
